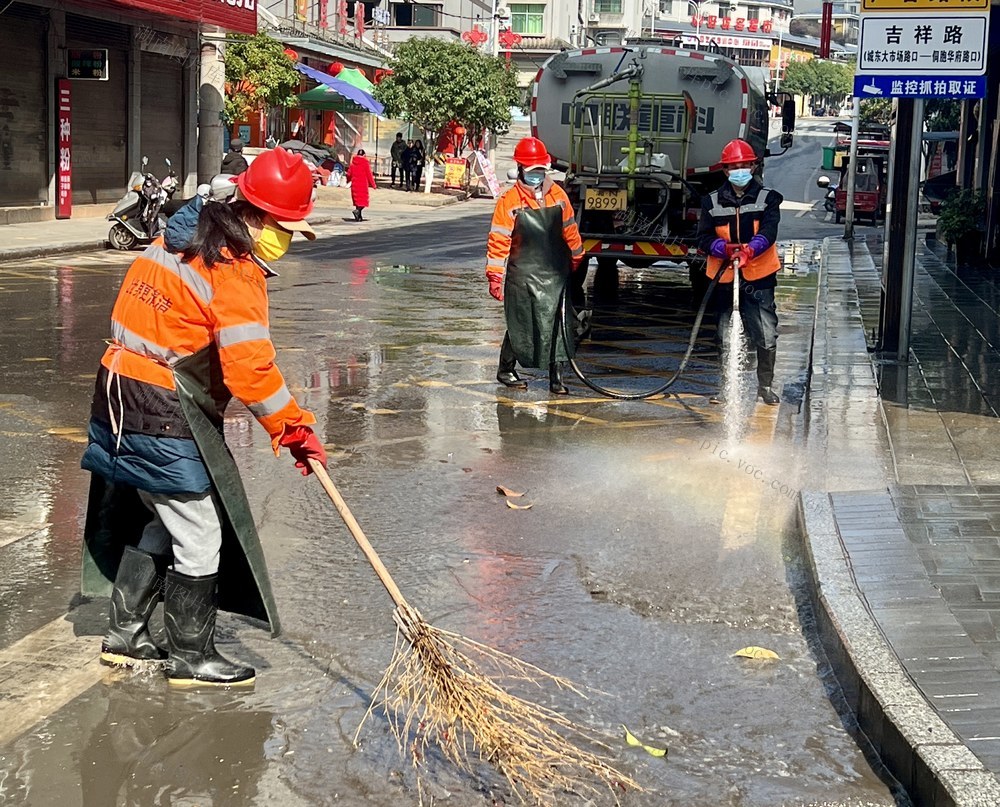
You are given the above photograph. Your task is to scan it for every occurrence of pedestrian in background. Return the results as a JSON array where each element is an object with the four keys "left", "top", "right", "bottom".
[
  {"left": 401, "top": 139, "right": 414, "bottom": 191},
  {"left": 81, "top": 147, "right": 327, "bottom": 687},
  {"left": 408, "top": 139, "right": 426, "bottom": 192},
  {"left": 220, "top": 138, "right": 249, "bottom": 175},
  {"left": 698, "top": 137, "right": 783, "bottom": 406},
  {"left": 390, "top": 132, "right": 406, "bottom": 187},
  {"left": 485, "top": 136, "right": 585, "bottom": 395},
  {"left": 346, "top": 148, "right": 376, "bottom": 221}
]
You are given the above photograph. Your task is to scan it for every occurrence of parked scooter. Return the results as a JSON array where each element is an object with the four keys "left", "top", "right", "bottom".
[
  {"left": 816, "top": 175, "right": 838, "bottom": 213},
  {"left": 107, "top": 157, "right": 180, "bottom": 250}
]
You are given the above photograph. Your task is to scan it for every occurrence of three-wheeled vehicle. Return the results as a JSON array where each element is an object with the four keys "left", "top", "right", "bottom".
[{"left": 817, "top": 152, "right": 887, "bottom": 224}]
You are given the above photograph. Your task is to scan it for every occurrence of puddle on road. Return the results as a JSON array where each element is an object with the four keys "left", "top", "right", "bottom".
[{"left": 0, "top": 250, "right": 902, "bottom": 806}]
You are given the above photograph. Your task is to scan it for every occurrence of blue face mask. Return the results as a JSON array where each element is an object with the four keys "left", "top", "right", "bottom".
[
  {"left": 522, "top": 169, "right": 546, "bottom": 187},
  {"left": 728, "top": 168, "right": 753, "bottom": 188}
]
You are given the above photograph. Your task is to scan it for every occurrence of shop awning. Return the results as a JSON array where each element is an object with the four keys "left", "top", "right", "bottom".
[{"left": 295, "top": 63, "right": 385, "bottom": 116}]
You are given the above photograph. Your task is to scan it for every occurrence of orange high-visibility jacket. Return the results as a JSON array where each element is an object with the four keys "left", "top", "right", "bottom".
[
  {"left": 485, "top": 180, "right": 584, "bottom": 278},
  {"left": 99, "top": 240, "right": 314, "bottom": 450}
]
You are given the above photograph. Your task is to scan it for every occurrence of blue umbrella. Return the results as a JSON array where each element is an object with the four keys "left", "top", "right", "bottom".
[{"left": 295, "top": 63, "right": 385, "bottom": 116}]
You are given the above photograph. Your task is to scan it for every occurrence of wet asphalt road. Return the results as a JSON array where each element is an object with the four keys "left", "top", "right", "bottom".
[{"left": 0, "top": 133, "right": 907, "bottom": 806}]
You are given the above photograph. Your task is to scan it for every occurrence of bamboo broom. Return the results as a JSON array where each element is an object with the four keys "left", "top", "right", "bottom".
[{"left": 308, "top": 459, "right": 642, "bottom": 804}]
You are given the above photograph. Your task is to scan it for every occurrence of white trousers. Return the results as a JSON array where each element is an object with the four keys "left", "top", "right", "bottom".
[{"left": 136, "top": 490, "right": 223, "bottom": 577}]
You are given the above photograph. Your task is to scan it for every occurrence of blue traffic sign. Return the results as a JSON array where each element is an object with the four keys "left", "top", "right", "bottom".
[{"left": 854, "top": 74, "right": 986, "bottom": 98}]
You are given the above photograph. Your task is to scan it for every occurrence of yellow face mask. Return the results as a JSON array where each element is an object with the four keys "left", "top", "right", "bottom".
[{"left": 253, "top": 222, "right": 293, "bottom": 262}]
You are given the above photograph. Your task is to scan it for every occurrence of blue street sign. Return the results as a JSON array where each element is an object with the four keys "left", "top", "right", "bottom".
[{"left": 854, "top": 74, "right": 986, "bottom": 98}]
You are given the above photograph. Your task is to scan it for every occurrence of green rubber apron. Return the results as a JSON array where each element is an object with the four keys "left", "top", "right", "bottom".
[
  {"left": 503, "top": 204, "right": 575, "bottom": 368},
  {"left": 81, "top": 346, "right": 281, "bottom": 636}
]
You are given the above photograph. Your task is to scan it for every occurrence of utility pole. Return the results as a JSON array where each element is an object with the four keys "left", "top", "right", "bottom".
[
  {"left": 197, "top": 29, "right": 226, "bottom": 184},
  {"left": 878, "top": 98, "right": 924, "bottom": 369},
  {"left": 843, "top": 95, "right": 860, "bottom": 240}
]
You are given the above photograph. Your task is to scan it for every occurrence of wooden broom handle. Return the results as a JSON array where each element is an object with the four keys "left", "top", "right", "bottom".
[{"left": 308, "top": 459, "right": 409, "bottom": 611}]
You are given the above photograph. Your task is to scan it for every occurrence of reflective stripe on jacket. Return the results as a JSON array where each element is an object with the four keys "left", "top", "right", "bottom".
[
  {"left": 98, "top": 239, "right": 315, "bottom": 451},
  {"left": 486, "top": 179, "right": 583, "bottom": 277},
  {"left": 698, "top": 181, "right": 783, "bottom": 283}
]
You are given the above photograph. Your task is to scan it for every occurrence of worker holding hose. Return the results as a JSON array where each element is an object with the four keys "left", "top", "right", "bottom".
[
  {"left": 486, "top": 136, "right": 585, "bottom": 396},
  {"left": 698, "top": 138, "right": 783, "bottom": 406},
  {"left": 80, "top": 148, "right": 327, "bottom": 687}
]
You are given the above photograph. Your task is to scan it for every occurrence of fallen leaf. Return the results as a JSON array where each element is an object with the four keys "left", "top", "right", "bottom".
[
  {"left": 505, "top": 500, "right": 533, "bottom": 510},
  {"left": 733, "top": 646, "right": 780, "bottom": 661},
  {"left": 496, "top": 485, "right": 524, "bottom": 498},
  {"left": 622, "top": 725, "right": 668, "bottom": 758}
]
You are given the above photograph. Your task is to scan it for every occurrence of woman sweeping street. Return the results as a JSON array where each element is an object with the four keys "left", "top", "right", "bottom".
[
  {"left": 80, "top": 147, "right": 327, "bottom": 688},
  {"left": 347, "top": 148, "right": 377, "bottom": 221}
]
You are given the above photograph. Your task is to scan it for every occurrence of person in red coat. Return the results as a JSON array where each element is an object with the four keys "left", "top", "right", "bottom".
[{"left": 346, "top": 149, "right": 376, "bottom": 221}]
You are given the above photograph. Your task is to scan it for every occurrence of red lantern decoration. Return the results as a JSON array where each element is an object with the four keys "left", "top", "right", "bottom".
[
  {"left": 327, "top": 61, "right": 344, "bottom": 76},
  {"left": 453, "top": 125, "right": 466, "bottom": 137},
  {"left": 283, "top": 48, "right": 299, "bottom": 61},
  {"left": 374, "top": 68, "right": 393, "bottom": 84}
]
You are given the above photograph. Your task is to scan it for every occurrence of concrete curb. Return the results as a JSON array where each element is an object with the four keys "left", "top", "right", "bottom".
[
  {"left": 0, "top": 240, "right": 109, "bottom": 262},
  {"left": 0, "top": 197, "right": 465, "bottom": 263},
  {"left": 797, "top": 491, "right": 1000, "bottom": 807}
]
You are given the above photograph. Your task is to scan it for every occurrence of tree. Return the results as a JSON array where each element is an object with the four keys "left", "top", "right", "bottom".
[
  {"left": 224, "top": 34, "right": 301, "bottom": 124},
  {"left": 374, "top": 38, "right": 520, "bottom": 153},
  {"left": 860, "top": 98, "right": 892, "bottom": 125},
  {"left": 925, "top": 99, "right": 960, "bottom": 132},
  {"left": 781, "top": 59, "right": 853, "bottom": 107}
]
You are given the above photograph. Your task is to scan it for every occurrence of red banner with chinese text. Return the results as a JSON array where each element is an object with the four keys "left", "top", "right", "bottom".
[
  {"left": 56, "top": 79, "right": 72, "bottom": 220},
  {"left": 101, "top": 0, "right": 257, "bottom": 34}
]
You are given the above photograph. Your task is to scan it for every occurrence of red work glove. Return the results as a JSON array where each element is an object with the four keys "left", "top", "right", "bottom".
[
  {"left": 487, "top": 272, "right": 504, "bottom": 302},
  {"left": 279, "top": 425, "right": 328, "bottom": 476},
  {"left": 732, "top": 246, "right": 754, "bottom": 269}
]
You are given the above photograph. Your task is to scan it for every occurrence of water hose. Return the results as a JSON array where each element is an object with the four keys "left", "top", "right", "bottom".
[{"left": 561, "top": 258, "right": 733, "bottom": 401}]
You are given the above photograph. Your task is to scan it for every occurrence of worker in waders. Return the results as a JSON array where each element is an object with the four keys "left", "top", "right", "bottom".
[
  {"left": 486, "top": 136, "right": 585, "bottom": 395},
  {"left": 697, "top": 138, "right": 783, "bottom": 406},
  {"left": 80, "top": 147, "right": 328, "bottom": 687}
]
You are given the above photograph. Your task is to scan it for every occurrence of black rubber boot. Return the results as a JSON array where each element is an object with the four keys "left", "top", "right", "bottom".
[
  {"left": 164, "top": 570, "right": 255, "bottom": 687},
  {"left": 757, "top": 347, "right": 779, "bottom": 405},
  {"left": 101, "top": 546, "right": 169, "bottom": 667},
  {"left": 549, "top": 362, "right": 569, "bottom": 396},
  {"left": 353, "top": 207, "right": 362, "bottom": 221},
  {"left": 496, "top": 333, "right": 527, "bottom": 389}
]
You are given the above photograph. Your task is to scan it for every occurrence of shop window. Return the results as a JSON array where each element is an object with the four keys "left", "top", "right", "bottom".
[
  {"left": 509, "top": 4, "right": 544, "bottom": 34},
  {"left": 393, "top": 3, "right": 439, "bottom": 25}
]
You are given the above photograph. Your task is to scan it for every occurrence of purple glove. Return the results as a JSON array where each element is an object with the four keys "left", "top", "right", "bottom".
[
  {"left": 710, "top": 238, "right": 728, "bottom": 259},
  {"left": 748, "top": 234, "right": 770, "bottom": 255}
]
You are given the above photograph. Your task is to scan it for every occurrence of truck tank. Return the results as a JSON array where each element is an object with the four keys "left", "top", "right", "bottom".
[{"left": 530, "top": 44, "right": 771, "bottom": 268}]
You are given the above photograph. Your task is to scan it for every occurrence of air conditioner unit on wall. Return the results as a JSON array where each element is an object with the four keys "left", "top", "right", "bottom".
[{"left": 588, "top": 12, "right": 601, "bottom": 22}]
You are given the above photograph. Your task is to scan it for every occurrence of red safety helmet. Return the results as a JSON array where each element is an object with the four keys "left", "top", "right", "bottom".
[
  {"left": 513, "top": 137, "right": 550, "bottom": 169},
  {"left": 719, "top": 138, "right": 758, "bottom": 166},
  {"left": 236, "top": 147, "right": 316, "bottom": 237}
]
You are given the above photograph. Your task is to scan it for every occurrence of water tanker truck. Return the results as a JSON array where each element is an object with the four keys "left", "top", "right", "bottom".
[{"left": 530, "top": 43, "right": 795, "bottom": 272}]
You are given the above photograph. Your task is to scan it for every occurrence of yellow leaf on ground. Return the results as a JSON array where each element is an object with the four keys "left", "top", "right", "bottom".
[
  {"left": 496, "top": 485, "right": 524, "bottom": 498},
  {"left": 733, "top": 646, "right": 780, "bottom": 661},
  {"left": 622, "top": 725, "right": 668, "bottom": 758},
  {"left": 505, "top": 500, "right": 533, "bottom": 510}
]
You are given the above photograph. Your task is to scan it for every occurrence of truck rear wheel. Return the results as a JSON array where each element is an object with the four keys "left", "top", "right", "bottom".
[{"left": 594, "top": 257, "right": 619, "bottom": 296}]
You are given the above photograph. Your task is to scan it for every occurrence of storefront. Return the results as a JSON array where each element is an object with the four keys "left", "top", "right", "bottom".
[
  {"left": 0, "top": 0, "right": 255, "bottom": 217},
  {"left": 0, "top": 4, "right": 48, "bottom": 207}
]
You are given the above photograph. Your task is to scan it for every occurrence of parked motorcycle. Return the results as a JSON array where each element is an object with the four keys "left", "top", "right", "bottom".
[{"left": 107, "top": 157, "right": 180, "bottom": 250}]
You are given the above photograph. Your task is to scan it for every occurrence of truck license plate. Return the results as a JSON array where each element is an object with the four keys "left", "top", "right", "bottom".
[{"left": 584, "top": 189, "right": 626, "bottom": 211}]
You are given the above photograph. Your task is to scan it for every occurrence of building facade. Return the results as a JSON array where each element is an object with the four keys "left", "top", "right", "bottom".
[{"left": 0, "top": 0, "right": 259, "bottom": 214}]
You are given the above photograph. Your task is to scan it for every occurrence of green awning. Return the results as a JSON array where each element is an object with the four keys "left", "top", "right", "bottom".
[{"left": 297, "top": 84, "right": 367, "bottom": 112}]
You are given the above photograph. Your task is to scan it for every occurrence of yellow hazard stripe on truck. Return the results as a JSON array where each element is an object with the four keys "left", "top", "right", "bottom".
[{"left": 583, "top": 239, "right": 691, "bottom": 257}]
